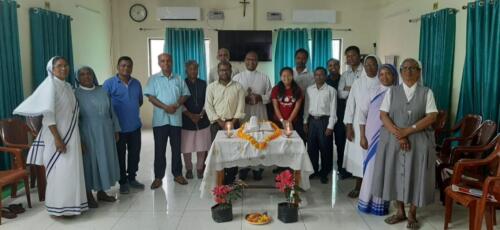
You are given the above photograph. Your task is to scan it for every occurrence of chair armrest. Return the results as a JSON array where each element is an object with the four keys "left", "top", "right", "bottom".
[
  {"left": 451, "top": 155, "right": 496, "bottom": 184},
  {"left": 4, "top": 143, "right": 31, "bottom": 150},
  {"left": 449, "top": 142, "right": 495, "bottom": 164},
  {"left": 482, "top": 176, "right": 500, "bottom": 202},
  {"left": 0, "top": 147, "right": 26, "bottom": 170}
]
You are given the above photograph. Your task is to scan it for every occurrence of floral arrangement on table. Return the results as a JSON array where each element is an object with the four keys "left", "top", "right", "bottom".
[
  {"left": 236, "top": 122, "right": 282, "bottom": 150},
  {"left": 275, "top": 169, "right": 302, "bottom": 205}
]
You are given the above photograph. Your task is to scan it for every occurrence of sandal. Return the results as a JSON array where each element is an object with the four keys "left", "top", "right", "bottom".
[
  {"left": 97, "top": 191, "right": 116, "bottom": 202},
  {"left": 384, "top": 214, "right": 407, "bottom": 225},
  {"left": 347, "top": 189, "right": 360, "bottom": 198},
  {"left": 406, "top": 219, "right": 419, "bottom": 229},
  {"left": 8, "top": 204, "right": 25, "bottom": 214},
  {"left": 1, "top": 208, "right": 17, "bottom": 219},
  {"left": 197, "top": 169, "right": 204, "bottom": 179}
]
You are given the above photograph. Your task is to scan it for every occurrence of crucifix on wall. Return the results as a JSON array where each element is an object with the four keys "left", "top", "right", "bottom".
[{"left": 239, "top": 0, "right": 250, "bottom": 17}]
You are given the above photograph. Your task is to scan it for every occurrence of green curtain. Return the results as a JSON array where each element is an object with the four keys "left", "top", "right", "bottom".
[
  {"left": 311, "top": 28, "right": 332, "bottom": 70},
  {"left": 164, "top": 28, "right": 207, "bottom": 80},
  {"left": 457, "top": 0, "right": 500, "bottom": 125},
  {"left": 419, "top": 8, "right": 456, "bottom": 113},
  {"left": 30, "top": 8, "right": 74, "bottom": 89},
  {"left": 274, "top": 28, "right": 309, "bottom": 84},
  {"left": 0, "top": 0, "right": 23, "bottom": 170}
]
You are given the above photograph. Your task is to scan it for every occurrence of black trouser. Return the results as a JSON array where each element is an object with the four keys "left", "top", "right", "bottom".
[
  {"left": 210, "top": 123, "right": 238, "bottom": 185},
  {"left": 117, "top": 128, "right": 141, "bottom": 185},
  {"left": 307, "top": 116, "right": 334, "bottom": 178},
  {"left": 335, "top": 99, "right": 347, "bottom": 171},
  {"left": 296, "top": 107, "right": 307, "bottom": 144},
  {"left": 153, "top": 124, "right": 182, "bottom": 179}
]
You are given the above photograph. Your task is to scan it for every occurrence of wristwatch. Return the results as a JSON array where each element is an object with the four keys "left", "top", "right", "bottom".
[
  {"left": 280, "top": 118, "right": 284, "bottom": 123},
  {"left": 411, "top": 124, "right": 417, "bottom": 129}
]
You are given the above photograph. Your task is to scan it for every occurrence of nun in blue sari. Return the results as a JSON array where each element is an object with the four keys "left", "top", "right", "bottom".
[
  {"left": 75, "top": 66, "right": 121, "bottom": 208},
  {"left": 357, "top": 64, "right": 398, "bottom": 215}
]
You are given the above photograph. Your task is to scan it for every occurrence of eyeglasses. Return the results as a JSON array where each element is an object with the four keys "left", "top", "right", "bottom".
[
  {"left": 53, "top": 64, "right": 69, "bottom": 69},
  {"left": 401, "top": 66, "right": 420, "bottom": 72}
]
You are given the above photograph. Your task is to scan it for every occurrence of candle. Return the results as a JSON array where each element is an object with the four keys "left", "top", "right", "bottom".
[
  {"left": 225, "top": 121, "right": 233, "bottom": 138},
  {"left": 284, "top": 121, "right": 293, "bottom": 138}
]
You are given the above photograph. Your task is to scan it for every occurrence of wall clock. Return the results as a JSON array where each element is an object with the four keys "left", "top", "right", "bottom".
[{"left": 129, "top": 4, "right": 147, "bottom": 22}]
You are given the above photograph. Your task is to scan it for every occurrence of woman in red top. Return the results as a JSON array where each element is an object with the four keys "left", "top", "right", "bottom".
[{"left": 271, "top": 67, "right": 304, "bottom": 132}]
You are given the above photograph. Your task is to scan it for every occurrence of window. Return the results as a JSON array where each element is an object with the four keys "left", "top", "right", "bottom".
[
  {"left": 148, "top": 38, "right": 210, "bottom": 77},
  {"left": 308, "top": 38, "right": 343, "bottom": 66}
]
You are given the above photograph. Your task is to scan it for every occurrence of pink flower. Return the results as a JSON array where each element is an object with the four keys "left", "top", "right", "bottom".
[{"left": 275, "top": 170, "right": 295, "bottom": 192}]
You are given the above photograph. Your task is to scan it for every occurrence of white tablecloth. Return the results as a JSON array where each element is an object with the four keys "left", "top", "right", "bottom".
[{"left": 200, "top": 130, "right": 314, "bottom": 198}]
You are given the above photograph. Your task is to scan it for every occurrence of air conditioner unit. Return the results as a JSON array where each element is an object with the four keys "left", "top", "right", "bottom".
[
  {"left": 292, "top": 10, "right": 336, "bottom": 24},
  {"left": 157, "top": 7, "right": 201, "bottom": 20},
  {"left": 208, "top": 10, "right": 224, "bottom": 20},
  {"left": 267, "top": 12, "right": 282, "bottom": 21}
]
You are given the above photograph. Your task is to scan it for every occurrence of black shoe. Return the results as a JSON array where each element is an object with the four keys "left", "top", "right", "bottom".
[
  {"left": 253, "top": 169, "right": 264, "bottom": 181},
  {"left": 309, "top": 172, "right": 319, "bottom": 179},
  {"left": 320, "top": 176, "right": 328, "bottom": 184},
  {"left": 338, "top": 170, "right": 352, "bottom": 180},
  {"left": 239, "top": 168, "right": 249, "bottom": 180}
]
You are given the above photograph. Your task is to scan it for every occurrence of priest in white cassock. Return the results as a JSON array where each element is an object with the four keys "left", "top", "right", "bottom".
[
  {"left": 343, "top": 54, "right": 382, "bottom": 199},
  {"left": 13, "top": 56, "right": 88, "bottom": 216},
  {"left": 233, "top": 51, "right": 272, "bottom": 181},
  {"left": 208, "top": 48, "right": 240, "bottom": 83}
]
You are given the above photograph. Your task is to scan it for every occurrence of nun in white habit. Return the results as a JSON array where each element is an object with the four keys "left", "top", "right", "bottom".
[
  {"left": 342, "top": 54, "right": 382, "bottom": 198},
  {"left": 13, "top": 56, "right": 88, "bottom": 216}
]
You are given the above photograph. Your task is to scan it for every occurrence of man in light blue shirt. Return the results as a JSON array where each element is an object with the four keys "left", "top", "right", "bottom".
[{"left": 144, "top": 53, "right": 190, "bottom": 188}]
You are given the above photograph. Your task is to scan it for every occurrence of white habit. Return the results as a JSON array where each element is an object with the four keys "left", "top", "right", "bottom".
[{"left": 233, "top": 69, "right": 272, "bottom": 121}]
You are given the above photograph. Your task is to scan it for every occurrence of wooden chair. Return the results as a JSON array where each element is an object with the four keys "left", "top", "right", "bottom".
[
  {"left": 437, "top": 122, "right": 498, "bottom": 203},
  {"left": 0, "top": 118, "right": 46, "bottom": 201},
  {"left": 433, "top": 110, "right": 448, "bottom": 143},
  {"left": 436, "top": 114, "right": 483, "bottom": 158},
  {"left": 23, "top": 116, "right": 46, "bottom": 201},
  {"left": 444, "top": 140, "right": 500, "bottom": 230},
  {"left": 0, "top": 147, "right": 32, "bottom": 225}
]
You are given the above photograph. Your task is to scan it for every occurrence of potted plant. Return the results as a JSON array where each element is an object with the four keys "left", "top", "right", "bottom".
[
  {"left": 211, "top": 181, "right": 245, "bottom": 223},
  {"left": 275, "top": 170, "right": 302, "bottom": 223}
]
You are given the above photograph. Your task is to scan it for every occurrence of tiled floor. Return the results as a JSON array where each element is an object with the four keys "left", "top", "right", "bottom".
[{"left": 0, "top": 130, "right": 495, "bottom": 229}]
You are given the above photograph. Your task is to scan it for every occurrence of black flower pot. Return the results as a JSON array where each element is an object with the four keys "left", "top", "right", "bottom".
[
  {"left": 211, "top": 203, "right": 233, "bottom": 223},
  {"left": 277, "top": 202, "right": 298, "bottom": 223}
]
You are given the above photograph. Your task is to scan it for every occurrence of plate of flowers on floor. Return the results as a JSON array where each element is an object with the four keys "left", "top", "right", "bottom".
[{"left": 245, "top": 211, "right": 272, "bottom": 225}]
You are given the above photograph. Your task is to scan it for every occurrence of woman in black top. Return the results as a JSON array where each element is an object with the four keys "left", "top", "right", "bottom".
[{"left": 181, "top": 60, "right": 211, "bottom": 179}]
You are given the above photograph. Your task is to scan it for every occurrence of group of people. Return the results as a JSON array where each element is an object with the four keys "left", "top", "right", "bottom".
[{"left": 13, "top": 45, "right": 438, "bottom": 229}]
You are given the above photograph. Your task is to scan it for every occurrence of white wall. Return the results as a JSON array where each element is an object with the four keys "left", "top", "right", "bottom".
[
  {"left": 376, "top": 0, "right": 470, "bottom": 122},
  {"left": 17, "top": 0, "right": 113, "bottom": 96},
  {"left": 110, "top": 0, "right": 384, "bottom": 127}
]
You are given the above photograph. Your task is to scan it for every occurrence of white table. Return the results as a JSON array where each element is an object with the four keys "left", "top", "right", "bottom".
[{"left": 200, "top": 130, "right": 314, "bottom": 198}]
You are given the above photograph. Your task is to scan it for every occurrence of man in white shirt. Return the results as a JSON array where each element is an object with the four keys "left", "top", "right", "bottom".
[
  {"left": 233, "top": 51, "right": 272, "bottom": 181},
  {"left": 337, "top": 46, "right": 363, "bottom": 179},
  {"left": 303, "top": 67, "right": 337, "bottom": 184},
  {"left": 292, "top": 48, "right": 313, "bottom": 143},
  {"left": 293, "top": 48, "right": 315, "bottom": 92},
  {"left": 208, "top": 48, "right": 240, "bottom": 83}
]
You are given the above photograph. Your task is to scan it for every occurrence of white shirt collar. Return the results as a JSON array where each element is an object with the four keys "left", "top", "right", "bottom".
[
  {"left": 79, "top": 85, "right": 96, "bottom": 91},
  {"left": 294, "top": 67, "right": 308, "bottom": 75},
  {"left": 347, "top": 64, "right": 363, "bottom": 73},
  {"left": 402, "top": 82, "right": 418, "bottom": 100},
  {"left": 314, "top": 83, "right": 327, "bottom": 90}
]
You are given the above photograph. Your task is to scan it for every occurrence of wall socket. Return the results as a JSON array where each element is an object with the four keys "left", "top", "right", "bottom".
[{"left": 433, "top": 2, "right": 439, "bottom": 10}]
